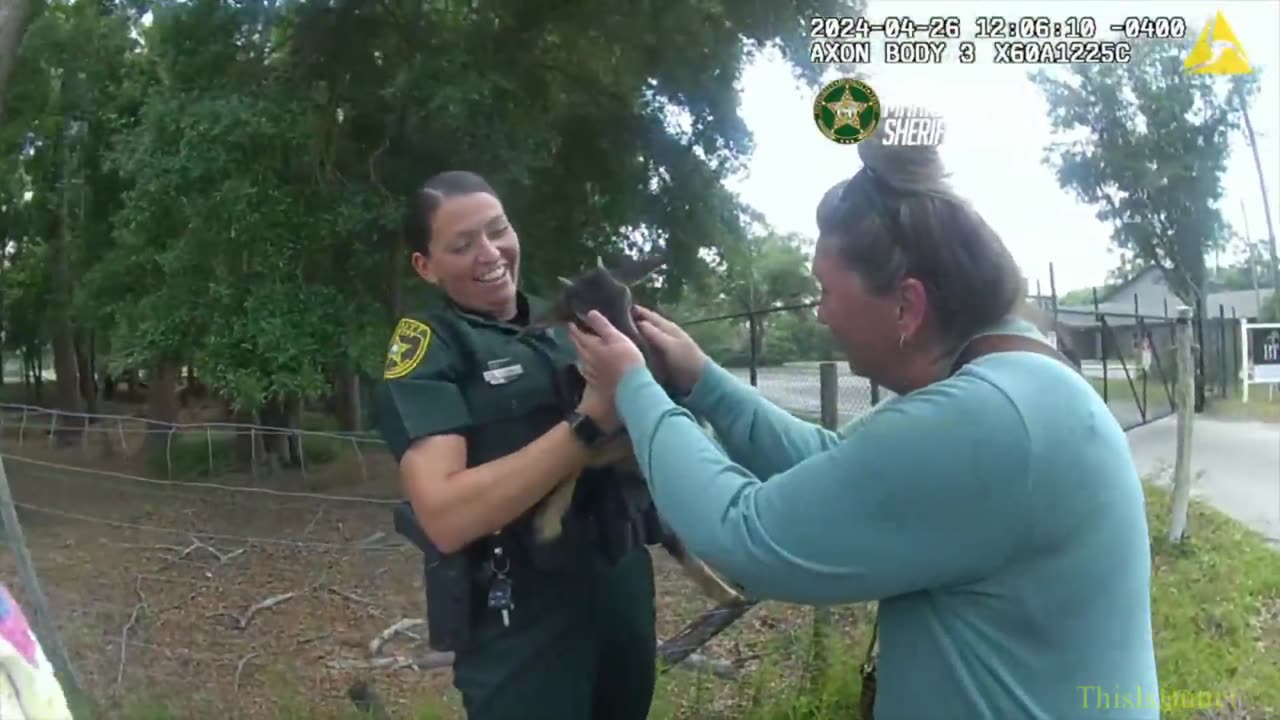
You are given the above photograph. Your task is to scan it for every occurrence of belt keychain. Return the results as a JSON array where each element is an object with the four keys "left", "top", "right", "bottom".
[{"left": 487, "top": 537, "right": 514, "bottom": 627}]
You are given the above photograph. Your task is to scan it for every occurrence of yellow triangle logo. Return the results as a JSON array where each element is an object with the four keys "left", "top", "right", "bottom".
[{"left": 1183, "top": 11, "right": 1253, "bottom": 74}]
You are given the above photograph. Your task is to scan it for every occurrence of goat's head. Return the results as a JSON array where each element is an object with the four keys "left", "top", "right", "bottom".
[{"left": 523, "top": 254, "right": 667, "bottom": 380}]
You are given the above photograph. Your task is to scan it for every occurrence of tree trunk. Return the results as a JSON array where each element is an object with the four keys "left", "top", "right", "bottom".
[
  {"left": 258, "top": 397, "right": 289, "bottom": 474},
  {"left": 284, "top": 394, "right": 303, "bottom": 467},
  {"left": 101, "top": 372, "right": 115, "bottom": 401},
  {"left": 49, "top": 116, "right": 82, "bottom": 434},
  {"left": 125, "top": 368, "right": 139, "bottom": 401},
  {"left": 34, "top": 349, "right": 43, "bottom": 402},
  {"left": 143, "top": 359, "right": 180, "bottom": 451},
  {"left": 228, "top": 400, "right": 256, "bottom": 472},
  {"left": 0, "top": 0, "right": 30, "bottom": 121},
  {"left": 74, "top": 330, "right": 96, "bottom": 415},
  {"left": 333, "top": 368, "right": 362, "bottom": 431}
]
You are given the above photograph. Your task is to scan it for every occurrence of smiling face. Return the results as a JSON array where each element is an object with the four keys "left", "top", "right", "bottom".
[{"left": 411, "top": 191, "right": 520, "bottom": 320}]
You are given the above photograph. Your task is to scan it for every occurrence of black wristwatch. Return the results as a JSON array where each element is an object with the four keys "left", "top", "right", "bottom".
[{"left": 566, "top": 410, "right": 605, "bottom": 449}]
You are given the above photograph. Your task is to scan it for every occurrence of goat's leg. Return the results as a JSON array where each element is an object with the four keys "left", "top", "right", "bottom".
[
  {"left": 532, "top": 468, "right": 581, "bottom": 541},
  {"left": 534, "top": 438, "right": 635, "bottom": 542},
  {"left": 678, "top": 551, "right": 745, "bottom": 605},
  {"left": 657, "top": 524, "right": 744, "bottom": 604}
]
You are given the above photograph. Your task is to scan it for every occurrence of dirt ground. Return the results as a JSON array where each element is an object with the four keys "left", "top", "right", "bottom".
[{"left": 0, "top": 402, "right": 850, "bottom": 719}]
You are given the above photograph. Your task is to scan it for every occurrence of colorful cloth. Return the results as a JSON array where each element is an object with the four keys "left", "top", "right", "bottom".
[{"left": 0, "top": 583, "right": 73, "bottom": 719}]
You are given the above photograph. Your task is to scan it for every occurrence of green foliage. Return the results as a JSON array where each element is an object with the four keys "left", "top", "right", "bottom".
[
  {"left": 668, "top": 231, "right": 832, "bottom": 367},
  {"left": 1260, "top": 290, "right": 1280, "bottom": 323},
  {"left": 143, "top": 430, "right": 342, "bottom": 481},
  {"left": 1059, "top": 286, "right": 1102, "bottom": 306},
  {"left": 1, "top": 0, "right": 862, "bottom": 422},
  {"left": 1031, "top": 39, "right": 1261, "bottom": 304}
]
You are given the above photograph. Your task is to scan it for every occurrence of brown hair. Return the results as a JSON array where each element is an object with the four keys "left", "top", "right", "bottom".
[
  {"left": 815, "top": 132, "right": 1026, "bottom": 351},
  {"left": 402, "top": 171, "right": 498, "bottom": 254}
]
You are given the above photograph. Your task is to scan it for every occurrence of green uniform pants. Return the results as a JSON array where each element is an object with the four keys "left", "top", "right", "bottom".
[{"left": 451, "top": 547, "right": 657, "bottom": 720}]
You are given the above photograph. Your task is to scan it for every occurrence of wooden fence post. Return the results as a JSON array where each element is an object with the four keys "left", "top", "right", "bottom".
[
  {"left": 1169, "top": 306, "right": 1196, "bottom": 543},
  {"left": 0, "top": 456, "right": 88, "bottom": 714},
  {"left": 806, "top": 362, "right": 840, "bottom": 686}
]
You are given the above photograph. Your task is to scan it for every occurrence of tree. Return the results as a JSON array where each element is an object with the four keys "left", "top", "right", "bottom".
[
  {"left": 1031, "top": 39, "right": 1260, "bottom": 306},
  {"left": 2, "top": 0, "right": 864, "bottom": 458},
  {"left": 669, "top": 230, "right": 827, "bottom": 367},
  {"left": 0, "top": 0, "right": 31, "bottom": 118}
]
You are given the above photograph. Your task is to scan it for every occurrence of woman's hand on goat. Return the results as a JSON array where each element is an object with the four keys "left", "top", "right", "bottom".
[
  {"left": 632, "top": 305, "right": 709, "bottom": 395},
  {"left": 569, "top": 310, "right": 646, "bottom": 406}
]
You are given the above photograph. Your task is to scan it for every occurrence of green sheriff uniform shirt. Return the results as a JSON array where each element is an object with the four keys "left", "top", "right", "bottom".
[
  {"left": 376, "top": 291, "right": 652, "bottom": 562},
  {"left": 378, "top": 293, "right": 574, "bottom": 466}
]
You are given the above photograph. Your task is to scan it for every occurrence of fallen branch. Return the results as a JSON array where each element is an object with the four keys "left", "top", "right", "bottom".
[
  {"left": 183, "top": 536, "right": 246, "bottom": 564},
  {"left": 209, "top": 591, "right": 297, "bottom": 630},
  {"left": 234, "top": 652, "right": 260, "bottom": 693},
  {"left": 657, "top": 598, "right": 756, "bottom": 669},
  {"left": 368, "top": 618, "right": 426, "bottom": 658},
  {"left": 297, "top": 632, "right": 332, "bottom": 646},
  {"left": 327, "top": 652, "right": 455, "bottom": 671},
  {"left": 328, "top": 586, "right": 378, "bottom": 608},
  {"left": 303, "top": 509, "right": 324, "bottom": 536},
  {"left": 114, "top": 576, "right": 148, "bottom": 693},
  {"left": 679, "top": 653, "right": 738, "bottom": 681}
]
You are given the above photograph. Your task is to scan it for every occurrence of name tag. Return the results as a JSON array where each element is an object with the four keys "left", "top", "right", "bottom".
[{"left": 483, "top": 359, "right": 524, "bottom": 385}]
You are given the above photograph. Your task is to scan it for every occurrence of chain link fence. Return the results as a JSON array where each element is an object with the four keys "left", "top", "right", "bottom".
[{"left": 678, "top": 302, "right": 886, "bottom": 427}]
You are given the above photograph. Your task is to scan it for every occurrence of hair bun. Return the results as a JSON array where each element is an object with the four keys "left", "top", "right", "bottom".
[{"left": 856, "top": 120, "right": 951, "bottom": 196}]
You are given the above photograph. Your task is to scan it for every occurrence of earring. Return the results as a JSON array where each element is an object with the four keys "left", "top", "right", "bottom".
[{"left": 898, "top": 334, "right": 906, "bottom": 350}]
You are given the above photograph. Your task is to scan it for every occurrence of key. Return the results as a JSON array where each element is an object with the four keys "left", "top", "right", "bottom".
[{"left": 487, "top": 574, "right": 514, "bottom": 627}]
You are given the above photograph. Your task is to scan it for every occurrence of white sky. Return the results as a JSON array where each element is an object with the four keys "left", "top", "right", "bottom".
[{"left": 726, "top": 0, "right": 1280, "bottom": 295}]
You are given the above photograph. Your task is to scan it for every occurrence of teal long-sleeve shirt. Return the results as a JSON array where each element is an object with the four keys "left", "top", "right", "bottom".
[{"left": 613, "top": 320, "right": 1159, "bottom": 719}]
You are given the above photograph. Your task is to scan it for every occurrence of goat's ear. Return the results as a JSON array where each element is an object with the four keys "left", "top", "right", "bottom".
[{"left": 617, "top": 255, "right": 666, "bottom": 287}]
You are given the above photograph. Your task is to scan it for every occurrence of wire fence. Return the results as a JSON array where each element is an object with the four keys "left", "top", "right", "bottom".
[
  {"left": 0, "top": 404, "right": 833, "bottom": 718},
  {"left": 0, "top": 443, "right": 422, "bottom": 718},
  {"left": 0, "top": 263, "right": 1253, "bottom": 717}
]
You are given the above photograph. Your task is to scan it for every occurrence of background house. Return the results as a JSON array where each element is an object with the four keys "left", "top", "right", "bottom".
[{"left": 1032, "top": 267, "right": 1274, "bottom": 391}]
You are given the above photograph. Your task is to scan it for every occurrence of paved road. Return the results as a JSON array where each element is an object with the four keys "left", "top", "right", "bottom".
[
  {"left": 728, "top": 365, "right": 1159, "bottom": 430},
  {"left": 1128, "top": 416, "right": 1280, "bottom": 545},
  {"left": 734, "top": 365, "right": 1280, "bottom": 544}
]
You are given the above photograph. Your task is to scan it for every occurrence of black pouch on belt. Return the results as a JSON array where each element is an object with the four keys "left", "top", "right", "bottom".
[{"left": 393, "top": 501, "right": 474, "bottom": 652}]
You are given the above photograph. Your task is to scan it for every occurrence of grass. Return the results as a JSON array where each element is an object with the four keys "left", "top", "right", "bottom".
[
  {"left": 1204, "top": 391, "right": 1280, "bottom": 423},
  {"left": 1142, "top": 484, "right": 1280, "bottom": 718},
  {"left": 97, "top": 480, "right": 1280, "bottom": 719}
]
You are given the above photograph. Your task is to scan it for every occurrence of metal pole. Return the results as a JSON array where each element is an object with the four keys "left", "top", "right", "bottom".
[
  {"left": 1049, "top": 262, "right": 1060, "bottom": 348},
  {"left": 1094, "top": 287, "right": 1107, "bottom": 401},
  {"left": 1239, "top": 97, "right": 1279, "bottom": 291},
  {"left": 1219, "top": 304, "right": 1228, "bottom": 397}
]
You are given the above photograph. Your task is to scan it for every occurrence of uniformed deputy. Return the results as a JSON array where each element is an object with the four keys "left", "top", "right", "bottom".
[{"left": 376, "top": 170, "right": 660, "bottom": 720}]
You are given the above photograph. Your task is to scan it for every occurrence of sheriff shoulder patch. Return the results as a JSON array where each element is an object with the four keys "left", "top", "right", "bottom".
[{"left": 384, "top": 318, "right": 433, "bottom": 380}]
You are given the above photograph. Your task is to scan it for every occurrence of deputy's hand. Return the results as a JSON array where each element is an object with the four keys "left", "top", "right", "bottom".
[
  {"left": 633, "top": 305, "right": 708, "bottom": 395},
  {"left": 577, "top": 381, "right": 621, "bottom": 434}
]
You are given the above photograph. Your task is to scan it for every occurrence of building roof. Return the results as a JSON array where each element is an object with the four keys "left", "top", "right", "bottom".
[{"left": 1044, "top": 265, "right": 1274, "bottom": 326}]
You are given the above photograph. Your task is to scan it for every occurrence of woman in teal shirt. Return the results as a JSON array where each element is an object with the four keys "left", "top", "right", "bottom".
[{"left": 570, "top": 135, "right": 1160, "bottom": 719}]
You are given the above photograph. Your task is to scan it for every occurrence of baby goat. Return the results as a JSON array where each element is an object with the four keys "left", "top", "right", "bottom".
[{"left": 521, "top": 256, "right": 742, "bottom": 606}]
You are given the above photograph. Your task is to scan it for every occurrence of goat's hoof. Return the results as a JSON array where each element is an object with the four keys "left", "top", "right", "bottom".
[{"left": 532, "top": 514, "right": 563, "bottom": 542}]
